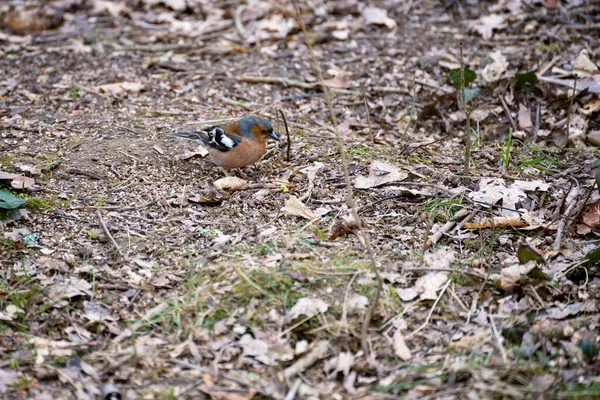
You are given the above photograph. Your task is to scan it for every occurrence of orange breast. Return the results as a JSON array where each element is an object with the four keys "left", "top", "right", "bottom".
[{"left": 209, "top": 138, "right": 267, "bottom": 169}]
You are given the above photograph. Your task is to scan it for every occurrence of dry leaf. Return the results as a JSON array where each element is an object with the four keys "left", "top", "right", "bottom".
[
  {"left": 470, "top": 14, "right": 507, "bottom": 40},
  {"left": 393, "top": 330, "right": 412, "bottom": 360},
  {"left": 287, "top": 297, "right": 328, "bottom": 320},
  {"left": 0, "top": 170, "right": 36, "bottom": 190},
  {"left": 93, "top": 81, "right": 145, "bottom": 96},
  {"left": 283, "top": 195, "right": 316, "bottom": 220},
  {"left": 362, "top": 7, "right": 397, "bottom": 30},
  {"left": 582, "top": 199, "right": 600, "bottom": 228},
  {"left": 174, "top": 146, "right": 209, "bottom": 160},
  {"left": 213, "top": 177, "right": 248, "bottom": 191},
  {"left": 518, "top": 103, "right": 532, "bottom": 129},
  {"left": 573, "top": 50, "right": 598, "bottom": 74},
  {"left": 354, "top": 160, "right": 408, "bottom": 189},
  {"left": 323, "top": 75, "right": 350, "bottom": 89},
  {"left": 414, "top": 272, "right": 448, "bottom": 300},
  {"left": 480, "top": 51, "right": 509, "bottom": 83},
  {"left": 498, "top": 261, "right": 549, "bottom": 290}
]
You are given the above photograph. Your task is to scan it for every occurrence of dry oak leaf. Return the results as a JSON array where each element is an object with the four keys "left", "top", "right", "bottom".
[
  {"left": 213, "top": 176, "right": 248, "bottom": 191},
  {"left": 362, "top": 7, "right": 397, "bottom": 30},
  {"left": 354, "top": 160, "right": 408, "bottom": 189},
  {"left": 283, "top": 195, "right": 316, "bottom": 220},
  {"left": 93, "top": 81, "right": 145, "bottom": 96}
]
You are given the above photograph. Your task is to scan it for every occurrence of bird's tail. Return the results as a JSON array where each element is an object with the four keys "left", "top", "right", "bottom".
[{"left": 173, "top": 130, "right": 210, "bottom": 145}]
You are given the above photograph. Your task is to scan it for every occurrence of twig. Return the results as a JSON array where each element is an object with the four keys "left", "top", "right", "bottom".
[
  {"left": 459, "top": 41, "right": 472, "bottom": 178},
  {"left": 283, "top": 379, "right": 302, "bottom": 400},
  {"left": 531, "top": 103, "right": 541, "bottom": 144},
  {"left": 426, "top": 208, "right": 471, "bottom": 248},
  {"left": 292, "top": 0, "right": 382, "bottom": 360},
  {"left": 278, "top": 108, "right": 292, "bottom": 161},
  {"left": 283, "top": 340, "right": 329, "bottom": 379},
  {"left": 489, "top": 314, "right": 508, "bottom": 365},
  {"left": 400, "top": 75, "right": 417, "bottom": 143},
  {"left": 564, "top": 73, "right": 578, "bottom": 148},
  {"left": 364, "top": 97, "right": 374, "bottom": 144},
  {"left": 96, "top": 211, "right": 123, "bottom": 256},
  {"left": 234, "top": 5, "right": 248, "bottom": 43},
  {"left": 498, "top": 92, "right": 518, "bottom": 134},
  {"left": 554, "top": 188, "right": 580, "bottom": 249}
]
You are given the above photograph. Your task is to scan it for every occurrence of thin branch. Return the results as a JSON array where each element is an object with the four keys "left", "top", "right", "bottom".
[
  {"left": 96, "top": 211, "right": 123, "bottom": 257},
  {"left": 278, "top": 108, "right": 292, "bottom": 162},
  {"left": 459, "top": 41, "right": 471, "bottom": 178},
  {"left": 292, "top": 0, "right": 381, "bottom": 360}
]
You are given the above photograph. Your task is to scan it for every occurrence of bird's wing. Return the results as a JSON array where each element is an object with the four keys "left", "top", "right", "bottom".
[{"left": 174, "top": 126, "right": 242, "bottom": 152}]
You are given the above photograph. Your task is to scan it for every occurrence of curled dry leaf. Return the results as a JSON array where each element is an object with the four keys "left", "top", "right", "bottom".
[
  {"left": 213, "top": 176, "right": 248, "bottom": 191},
  {"left": 283, "top": 195, "right": 316, "bottom": 220},
  {"left": 93, "top": 81, "right": 145, "bottom": 96}
]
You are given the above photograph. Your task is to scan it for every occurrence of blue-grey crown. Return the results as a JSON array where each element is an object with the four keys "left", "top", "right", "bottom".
[{"left": 238, "top": 114, "right": 273, "bottom": 136}]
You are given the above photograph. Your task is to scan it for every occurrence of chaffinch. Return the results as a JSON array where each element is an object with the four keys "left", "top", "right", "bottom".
[{"left": 174, "top": 114, "right": 279, "bottom": 176}]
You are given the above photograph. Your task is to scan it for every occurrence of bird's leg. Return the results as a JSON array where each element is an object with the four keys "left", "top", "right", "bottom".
[
  {"left": 236, "top": 168, "right": 249, "bottom": 179},
  {"left": 221, "top": 167, "right": 232, "bottom": 177}
]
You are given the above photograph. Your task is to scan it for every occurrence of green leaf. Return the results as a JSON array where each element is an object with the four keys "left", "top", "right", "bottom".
[
  {"left": 0, "top": 189, "right": 26, "bottom": 210},
  {"left": 582, "top": 246, "right": 600, "bottom": 268},
  {"left": 514, "top": 71, "right": 538, "bottom": 88},
  {"left": 517, "top": 244, "right": 545, "bottom": 265},
  {"left": 449, "top": 68, "right": 476, "bottom": 89},
  {"left": 578, "top": 339, "right": 600, "bottom": 362}
]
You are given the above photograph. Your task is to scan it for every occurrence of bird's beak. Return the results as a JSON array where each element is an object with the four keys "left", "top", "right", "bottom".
[{"left": 269, "top": 132, "right": 279, "bottom": 141}]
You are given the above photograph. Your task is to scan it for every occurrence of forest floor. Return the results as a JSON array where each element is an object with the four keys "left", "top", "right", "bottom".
[{"left": 1, "top": 0, "right": 600, "bottom": 399}]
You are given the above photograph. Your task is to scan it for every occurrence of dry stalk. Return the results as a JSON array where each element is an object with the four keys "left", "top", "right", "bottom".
[
  {"left": 292, "top": 0, "right": 382, "bottom": 359},
  {"left": 277, "top": 108, "right": 292, "bottom": 161},
  {"left": 458, "top": 41, "right": 471, "bottom": 178}
]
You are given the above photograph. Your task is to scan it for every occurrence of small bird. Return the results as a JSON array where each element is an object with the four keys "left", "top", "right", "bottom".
[{"left": 174, "top": 114, "right": 279, "bottom": 177}]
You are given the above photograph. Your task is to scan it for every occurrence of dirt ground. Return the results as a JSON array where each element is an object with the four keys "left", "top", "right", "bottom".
[{"left": 1, "top": 0, "right": 600, "bottom": 399}]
